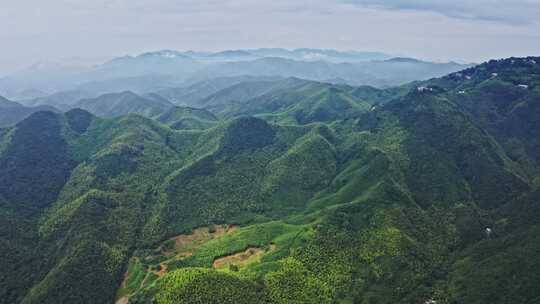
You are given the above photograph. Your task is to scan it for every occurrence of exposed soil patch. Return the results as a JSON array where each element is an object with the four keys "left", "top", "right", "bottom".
[
  {"left": 157, "top": 263, "right": 168, "bottom": 276},
  {"left": 119, "top": 266, "right": 130, "bottom": 289},
  {"left": 213, "top": 244, "right": 276, "bottom": 269},
  {"left": 115, "top": 261, "right": 134, "bottom": 303},
  {"left": 115, "top": 296, "right": 129, "bottom": 304},
  {"left": 159, "top": 224, "right": 237, "bottom": 257},
  {"left": 149, "top": 262, "right": 169, "bottom": 278}
]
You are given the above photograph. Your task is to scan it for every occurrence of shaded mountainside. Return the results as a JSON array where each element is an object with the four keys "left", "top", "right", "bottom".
[
  {"left": 20, "top": 90, "right": 96, "bottom": 111},
  {"left": 1, "top": 57, "right": 540, "bottom": 304},
  {"left": 428, "top": 57, "right": 540, "bottom": 171}
]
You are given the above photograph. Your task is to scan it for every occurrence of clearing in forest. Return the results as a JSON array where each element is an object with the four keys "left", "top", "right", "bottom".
[
  {"left": 158, "top": 224, "right": 237, "bottom": 257},
  {"left": 213, "top": 244, "right": 276, "bottom": 269}
]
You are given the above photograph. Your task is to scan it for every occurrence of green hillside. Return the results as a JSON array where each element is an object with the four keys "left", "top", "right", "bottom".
[
  {"left": 196, "top": 77, "right": 310, "bottom": 109},
  {"left": 155, "top": 75, "right": 283, "bottom": 106},
  {"left": 157, "top": 106, "right": 218, "bottom": 130},
  {"left": 199, "top": 78, "right": 398, "bottom": 124},
  {"left": 1, "top": 57, "right": 540, "bottom": 304},
  {"left": 75, "top": 91, "right": 174, "bottom": 118},
  {"left": 429, "top": 57, "right": 540, "bottom": 175}
]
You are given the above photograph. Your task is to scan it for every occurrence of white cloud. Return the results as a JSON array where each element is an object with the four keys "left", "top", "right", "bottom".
[{"left": 341, "top": 0, "right": 540, "bottom": 25}]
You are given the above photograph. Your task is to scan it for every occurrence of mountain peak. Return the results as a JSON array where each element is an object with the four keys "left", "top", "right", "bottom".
[
  {"left": 217, "top": 116, "right": 276, "bottom": 156},
  {"left": 65, "top": 108, "right": 94, "bottom": 133},
  {"left": 0, "top": 95, "right": 14, "bottom": 105},
  {"left": 385, "top": 57, "right": 423, "bottom": 63},
  {"left": 211, "top": 50, "right": 254, "bottom": 57},
  {"left": 138, "top": 50, "right": 189, "bottom": 59}
]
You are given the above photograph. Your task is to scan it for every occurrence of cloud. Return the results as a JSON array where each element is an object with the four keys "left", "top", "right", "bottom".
[{"left": 341, "top": 0, "right": 540, "bottom": 24}]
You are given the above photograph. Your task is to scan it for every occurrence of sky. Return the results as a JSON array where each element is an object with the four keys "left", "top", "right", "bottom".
[{"left": 1, "top": 0, "right": 539, "bottom": 75}]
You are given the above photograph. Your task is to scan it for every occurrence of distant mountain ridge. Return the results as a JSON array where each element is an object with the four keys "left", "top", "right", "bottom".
[
  {"left": 0, "top": 95, "right": 59, "bottom": 127},
  {"left": 159, "top": 48, "right": 392, "bottom": 62},
  {"left": 0, "top": 49, "right": 471, "bottom": 100},
  {"left": 74, "top": 91, "right": 174, "bottom": 118}
]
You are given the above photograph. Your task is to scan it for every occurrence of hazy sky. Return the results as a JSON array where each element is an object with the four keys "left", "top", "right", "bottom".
[{"left": 1, "top": 0, "right": 539, "bottom": 74}]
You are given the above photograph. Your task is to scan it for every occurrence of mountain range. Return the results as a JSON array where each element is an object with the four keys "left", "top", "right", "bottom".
[
  {"left": 0, "top": 77, "right": 405, "bottom": 126},
  {"left": 0, "top": 49, "right": 471, "bottom": 101},
  {"left": 1, "top": 56, "right": 539, "bottom": 304}
]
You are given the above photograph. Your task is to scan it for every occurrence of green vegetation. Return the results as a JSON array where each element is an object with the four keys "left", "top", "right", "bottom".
[
  {"left": 157, "top": 106, "right": 218, "bottom": 130},
  {"left": 1, "top": 57, "right": 540, "bottom": 304},
  {"left": 75, "top": 91, "right": 174, "bottom": 118},
  {"left": 203, "top": 79, "right": 378, "bottom": 124},
  {"left": 154, "top": 268, "right": 264, "bottom": 304}
]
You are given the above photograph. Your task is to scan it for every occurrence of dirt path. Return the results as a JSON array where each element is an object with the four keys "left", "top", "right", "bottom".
[{"left": 119, "top": 267, "right": 130, "bottom": 289}]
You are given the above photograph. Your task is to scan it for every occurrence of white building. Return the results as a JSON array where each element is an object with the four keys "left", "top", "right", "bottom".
[{"left": 417, "top": 86, "right": 433, "bottom": 92}]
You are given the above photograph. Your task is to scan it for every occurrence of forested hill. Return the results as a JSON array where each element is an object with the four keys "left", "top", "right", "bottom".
[{"left": 1, "top": 57, "right": 539, "bottom": 304}]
